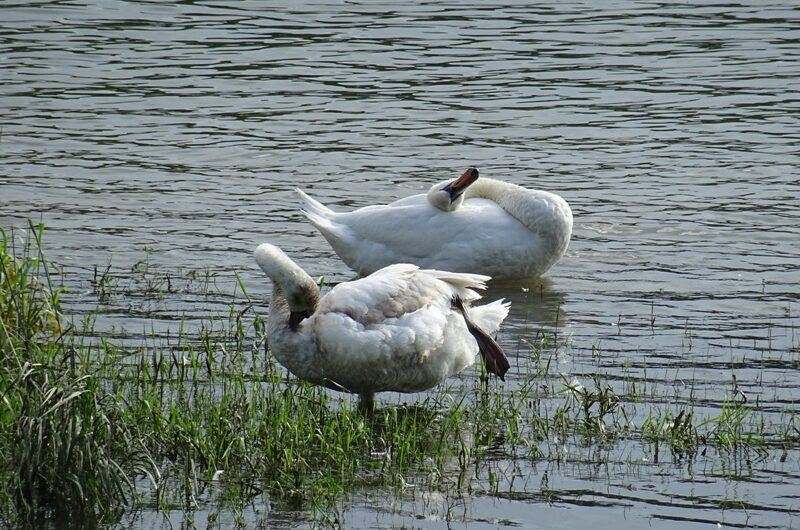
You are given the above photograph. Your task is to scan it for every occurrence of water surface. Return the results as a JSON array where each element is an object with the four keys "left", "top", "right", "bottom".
[{"left": 2, "top": 1, "right": 799, "bottom": 528}]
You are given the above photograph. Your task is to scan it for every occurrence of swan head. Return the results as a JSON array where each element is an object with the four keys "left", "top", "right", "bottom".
[
  {"left": 427, "top": 167, "right": 479, "bottom": 212},
  {"left": 254, "top": 243, "right": 320, "bottom": 330}
]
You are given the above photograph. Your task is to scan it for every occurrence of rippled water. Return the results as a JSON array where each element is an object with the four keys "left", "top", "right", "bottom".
[{"left": 2, "top": 1, "right": 799, "bottom": 528}]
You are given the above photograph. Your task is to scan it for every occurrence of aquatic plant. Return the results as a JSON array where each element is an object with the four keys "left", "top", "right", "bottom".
[
  {"left": 0, "top": 223, "right": 156, "bottom": 525},
  {"left": 1, "top": 223, "right": 796, "bottom": 528}
]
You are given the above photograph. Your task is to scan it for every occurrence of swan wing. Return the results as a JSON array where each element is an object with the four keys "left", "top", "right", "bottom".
[
  {"left": 307, "top": 266, "right": 495, "bottom": 392},
  {"left": 298, "top": 194, "right": 481, "bottom": 274},
  {"left": 296, "top": 190, "right": 426, "bottom": 272},
  {"left": 318, "top": 264, "right": 488, "bottom": 323}
]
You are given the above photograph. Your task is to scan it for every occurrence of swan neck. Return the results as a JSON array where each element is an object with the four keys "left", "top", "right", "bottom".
[
  {"left": 259, "top": 251, "right": 321, "bottom": 321},
  {"left": 267, "top": 282, "right": 323, "bottom": 382},
  {"left": 463, "top": 177, "right": 573, "bottom": 257},
  {"left": 463, "top": 178, "right": 519, "bottom": 202},
  {"left": 267, "top": 284, "right": 292, "bottom": 329}
]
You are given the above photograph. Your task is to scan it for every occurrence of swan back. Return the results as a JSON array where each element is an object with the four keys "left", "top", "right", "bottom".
[
  {"left": 307, "top": 264, "right": 507, "bottom": 394},
  {"left": 317, "top": 264, "right": 490, "bottom": 321}
]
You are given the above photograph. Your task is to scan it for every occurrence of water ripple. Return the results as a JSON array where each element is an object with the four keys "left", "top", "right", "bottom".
[{"left": 2, "top": 1, "right": 799, "bottom": 527}]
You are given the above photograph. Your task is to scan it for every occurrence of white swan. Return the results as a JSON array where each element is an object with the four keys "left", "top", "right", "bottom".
[
  {"left": 297, "top": 168, "right": 573, "bottom": 280},
  {"left": 254, "top": 243, "right": 510, "bottom": 406}
]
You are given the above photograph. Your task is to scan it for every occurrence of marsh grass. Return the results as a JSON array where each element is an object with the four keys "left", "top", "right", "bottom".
[
  {"left": 0, "top": 223, "right": 156, "bottom": 525},
  {"left": 1, "top": 224, "right": 797, "bottom": 528}
]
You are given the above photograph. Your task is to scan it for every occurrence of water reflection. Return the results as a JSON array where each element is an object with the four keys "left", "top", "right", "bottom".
[{"left": 486, "top": 276, "right": 568, "bottom": 335}]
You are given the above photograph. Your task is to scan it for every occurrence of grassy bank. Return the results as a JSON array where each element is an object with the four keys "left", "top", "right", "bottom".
[{"left": 1, "top": 224, "right": 797, "bottom": 528}]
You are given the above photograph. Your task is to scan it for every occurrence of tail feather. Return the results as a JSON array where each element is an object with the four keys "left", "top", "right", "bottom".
[
  {"left": 296, "top": 188, "right": 345, "bottom": 239},
  {"left": 423, "top": 269, "right": 492, "bottom": 291},
  {"left": 452, "top": 296, "right": 510, "bottom": 381},
  {"left": 470, "top": 299, "right": 511, "bottom": 335},
  {"left": 296, "top": 188, "right": 336, "bottom": 220}
]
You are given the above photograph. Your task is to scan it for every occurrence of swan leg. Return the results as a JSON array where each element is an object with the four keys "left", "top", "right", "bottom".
[{"left": 358, "top": 392, "right": 376, "bottom": 414}]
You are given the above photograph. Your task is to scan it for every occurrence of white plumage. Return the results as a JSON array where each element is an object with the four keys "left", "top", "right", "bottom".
[
  {"left": 297, "top": 168, "right": 573, "bottom": 280},
  {"left": 254, "top": 243, "right": 510, "bottom": 405}
]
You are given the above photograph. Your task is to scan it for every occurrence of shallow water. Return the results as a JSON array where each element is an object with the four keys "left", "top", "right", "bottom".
[{"left": 2, "top": 0, "right": 799, "bottom": 528}]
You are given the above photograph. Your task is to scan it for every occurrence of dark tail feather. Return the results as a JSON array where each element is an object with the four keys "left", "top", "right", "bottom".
[
  {"left": 452, "top": 296, "right": 510, "bottom": 380},
  {"left": 471, "top": 324, "right": 510, "bottom": 380}
]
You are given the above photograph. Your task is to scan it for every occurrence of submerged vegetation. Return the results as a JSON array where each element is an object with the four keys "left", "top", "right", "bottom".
[{"left": 0, "top": 223, "right": 797, "bottom": 528}]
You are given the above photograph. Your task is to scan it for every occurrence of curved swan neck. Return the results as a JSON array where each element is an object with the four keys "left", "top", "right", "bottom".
[
  {"left": 463, "top": 177, "right": 524, "bottom": 202},
  {"left": 464, "top": 177, "right": 573, "bottom": 251},
  {"left": 266, "top": 284, "right": 292, "bottom": 328},
  {"left": 255, "top": 244, "right": 321, "bottom": 328}
]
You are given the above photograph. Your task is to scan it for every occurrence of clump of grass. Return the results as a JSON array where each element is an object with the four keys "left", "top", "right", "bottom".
[
  {"left": 0, "top": 225, "right": 62, "bottom": 343},
  {"left": 114, "top": 312, "right": 479, "bottom": 517},
  {"left": 642, "top": 407, "right": 703, "bottom": 460},
  {"left": 0, "top": 223, "right": 155, "bottom": 526}
]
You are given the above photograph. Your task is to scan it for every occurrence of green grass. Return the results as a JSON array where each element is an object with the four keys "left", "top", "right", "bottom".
[
  {"left": 1, "top": 223, "right": 797, "bottom": 528},
  {"left": 0, "top": 223, "right": 155, "bottom": 525}
]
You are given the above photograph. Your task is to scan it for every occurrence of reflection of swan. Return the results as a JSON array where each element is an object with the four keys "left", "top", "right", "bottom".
[
  {"left": 254, "top": 243, "right": 511, "bottom": 406},
  {"left": 297, "top": 168, "right": 573, "bottom": 279},
  {"left": 483, "top": 277, "right": 570, "bottom": 338}
]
